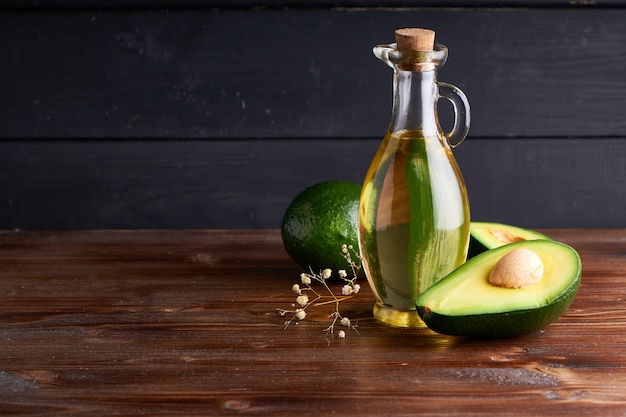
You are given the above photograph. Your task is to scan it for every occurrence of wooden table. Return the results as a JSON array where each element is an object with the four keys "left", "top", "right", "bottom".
[{"left": 0, "top": 229, "right": 624, "bottom": 416}]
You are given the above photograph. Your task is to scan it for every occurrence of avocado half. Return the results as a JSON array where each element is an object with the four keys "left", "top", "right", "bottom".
[
  {"left": 468, "top": 222, "right": 551, "bottom": 258},
  {"left": 416, "top": 240, "right": 582, "bottom": 338}
]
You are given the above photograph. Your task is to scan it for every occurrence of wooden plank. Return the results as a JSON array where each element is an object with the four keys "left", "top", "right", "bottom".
[
  {"left": 1, "top": 138, "right": 624, "bottom": 229},
  {"left": 0, "top": 229, "right": 624, "bottom": 415},
  {"left": 3, "top": 1, "right": 626, "bottom": 10},
  {"left": 2, "top": 8, "right": 626, "bottom": 139}
]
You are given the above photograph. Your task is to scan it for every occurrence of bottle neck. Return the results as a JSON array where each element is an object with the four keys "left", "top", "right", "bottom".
[{"left": 390, "top": 69, "right": 439, "bottom": 137}]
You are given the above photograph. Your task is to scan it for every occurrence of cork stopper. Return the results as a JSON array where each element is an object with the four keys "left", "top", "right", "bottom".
[{"left": 395, "top": 28, "right": 435, "bottom": 52}]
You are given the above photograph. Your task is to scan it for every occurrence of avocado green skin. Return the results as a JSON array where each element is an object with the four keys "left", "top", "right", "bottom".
[
  {"left": 281, "top": 180, "right": 363, "bottom": 278},
  {"left": 417, "top": 244, "right": 582, "bottom": 338},
  {"left": 467, "top": 236, "right": 491, "bottom": 259}
]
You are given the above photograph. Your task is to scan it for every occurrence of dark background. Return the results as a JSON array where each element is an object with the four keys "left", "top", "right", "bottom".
[{"left": 1, "top": 1, "right": 624, "bottom": 229}]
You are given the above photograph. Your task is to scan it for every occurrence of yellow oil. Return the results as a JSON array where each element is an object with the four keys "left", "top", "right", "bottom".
[{"left": 359, "top": 129, "right": 470, "bottom": 327}]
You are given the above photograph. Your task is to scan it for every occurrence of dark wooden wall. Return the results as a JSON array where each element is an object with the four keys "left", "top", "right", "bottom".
[{"left": 1, "top": 1, "right": 625, "bottom": 229}]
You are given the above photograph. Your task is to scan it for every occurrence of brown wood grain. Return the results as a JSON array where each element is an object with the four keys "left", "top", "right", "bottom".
[{"left": 0, "top": 229, "right": 624, "bottom": 415}]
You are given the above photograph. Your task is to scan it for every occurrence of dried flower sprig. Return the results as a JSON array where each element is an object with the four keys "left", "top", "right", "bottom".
[{"left": 278, "top": 244, "right": 362, "bottom": 339}]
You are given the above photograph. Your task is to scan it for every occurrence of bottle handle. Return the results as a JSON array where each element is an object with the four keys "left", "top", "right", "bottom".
[{"left": 437, "top": 82, "right": 471, "bottom": 148}]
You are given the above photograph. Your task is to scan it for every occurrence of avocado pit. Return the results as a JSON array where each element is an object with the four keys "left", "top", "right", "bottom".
[{"left": 488, "top": 248, "right": 545, "bottom": 289}]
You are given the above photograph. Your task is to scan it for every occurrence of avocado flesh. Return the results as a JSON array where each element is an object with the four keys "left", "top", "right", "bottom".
[
  {"left": 469, "top": 222, "right": 551, "bottom": 258},
  {"left": 416, "top": 240, "right": 581, "bottom": 337}
]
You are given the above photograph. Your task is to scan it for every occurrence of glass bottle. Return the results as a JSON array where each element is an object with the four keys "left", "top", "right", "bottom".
[{"left": 358, "top": 29, "right": 471, "bottom": 328}]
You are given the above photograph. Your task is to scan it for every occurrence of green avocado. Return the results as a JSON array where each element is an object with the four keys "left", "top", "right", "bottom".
[
  {"left": 416, "top": 240, "right": 581, "bottom": 338},
  {"left": 468, "top": 222, "right": 551, "bottom": 258},
  {"left": 281, "top": 181, "right": 362, "bottom": 277}
]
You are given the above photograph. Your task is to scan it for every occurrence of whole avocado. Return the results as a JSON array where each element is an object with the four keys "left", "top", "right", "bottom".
[{"left": 281, "top": 181, "right": 362, "bottom": 277}]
